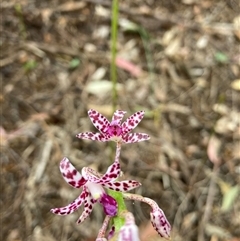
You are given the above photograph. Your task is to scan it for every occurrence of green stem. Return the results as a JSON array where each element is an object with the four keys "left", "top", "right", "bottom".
[
  {"left": 139, "top": 27, "right": 155, "bottom": 92},
  {"left": 110, "top": 0, "right": 119, "bottom": 110},
  {"left": 15, "top": 4, "right": 27, "bottom": 40},
  {"left": 108, "top": 142, "right": 126, "bottom": 232}
]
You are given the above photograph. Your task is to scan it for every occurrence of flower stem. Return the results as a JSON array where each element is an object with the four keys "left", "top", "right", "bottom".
[
  {"left": 110, "top": 0, "right": 119, "bottom": 109},
  {"left": 108, "top": 142, "right": 126, "bottom": 232}
]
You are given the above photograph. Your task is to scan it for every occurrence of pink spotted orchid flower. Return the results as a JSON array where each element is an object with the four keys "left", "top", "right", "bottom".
[
  {"left": 76, "top": 109, "right": 150, "bottom": 143},
  {"left": 51, "top": 157, "right": 141, "bottom": 224}
]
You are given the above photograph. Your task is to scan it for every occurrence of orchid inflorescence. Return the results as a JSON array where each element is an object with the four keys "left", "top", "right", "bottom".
[{"left": 51, "top": 109, "right": 171, "bottom": 240}]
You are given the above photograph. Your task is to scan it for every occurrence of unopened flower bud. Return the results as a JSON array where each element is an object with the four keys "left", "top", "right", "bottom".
[
  {"left": 150, "top": 207, "right": 171, "bottom": 238},
  {"left": 118, "top": 212, "right": 140, "bottom": 241},
  {"left": 123, "top": 194, "right": 171, "bottom": 239}
]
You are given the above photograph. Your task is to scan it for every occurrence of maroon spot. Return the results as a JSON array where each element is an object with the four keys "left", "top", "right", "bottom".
[
  {"left": 66, "top": 171, "right": 74, "bottom": 179},
  {"left": 78, "top": 179, "right": 87, "bottom": 186},
  {"left": 69, "top": 181, "right": 76, "bottom": 186},
  {"left": 109, "top": 173, "right": 117, "bottom": 178}
]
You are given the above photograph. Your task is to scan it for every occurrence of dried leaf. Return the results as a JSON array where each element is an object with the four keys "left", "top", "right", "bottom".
[
  {"left": 217, "top": 179, "right": 231, "bottom": 195},
  {"left": 87, "top": 104, "right": 113, "bottom": 117},
  {"left": 86, "top": 80, "right": 122, "bottom": 97},
  {"left": 205, "top": 223, "right": 232, "bottom": 239},
  {"left": 231, "top": 79, "right": 240, "bottom": 91},
  {"left": 164, "top": 38, "right": 181, "bottom": 57},
  {"left": 119, "top": 18, "right": 139, "bottom": 32},
  {"left": 233, "top": 15, "right": 240, "bottom": 40},
  {"left": 91, "top": 67, "right": 106, "bottom": 80}
]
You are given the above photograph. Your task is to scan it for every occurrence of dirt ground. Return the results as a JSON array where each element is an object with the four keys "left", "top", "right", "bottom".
[{"left": 1, "top": 0, "right": 240, "bottom": 241}]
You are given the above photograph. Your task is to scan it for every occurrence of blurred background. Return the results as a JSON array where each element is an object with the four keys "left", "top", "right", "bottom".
[{"left": 1, "top": 0, "right": 240, "bottom": 240}]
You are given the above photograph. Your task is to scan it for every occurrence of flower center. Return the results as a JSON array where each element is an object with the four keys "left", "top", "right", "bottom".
[
  {"left": 107, "top": 122, "right": 123, "bottom": 137},
  {"left": 86, "top": 182, "right": 105, "bottom": 200}
]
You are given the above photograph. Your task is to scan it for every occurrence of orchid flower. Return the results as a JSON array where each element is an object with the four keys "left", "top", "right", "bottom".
[
  {"left": 123, "top": 193, "right": 171, "bottom": 239},
  {"left": 51, "top": 157, "right": 141, "bottom": 224},
  {"left": 76, "top": 109, "right": 150, "bottom": 143}
]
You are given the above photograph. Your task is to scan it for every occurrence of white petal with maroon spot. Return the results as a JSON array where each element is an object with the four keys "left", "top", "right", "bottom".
[
  {"left": 50, "top": 187, "right": 88, "bottom": 215},
  {"left": 76, "top": 132, "right": 110, "bottom": 142},
  {"left": 122, "top": 133, "right": 150, "bottom": 143},
  {"left": 111, "top": 110, "right": 127, "bottom": 125},
  {"left": 121, "top": 111, "right": 145, "bottom": 134},
  {"left": 102, "top": 180, "right": 141, "bottom": 192},
  {"left": 88, "top": 109, "right": 110, "bottom": 134},
  {"left": 60, "top": 157, "right": 87, "bottom": 188},
  {"left": 76, "top": 190, "right": 96, "bottom": 224}
]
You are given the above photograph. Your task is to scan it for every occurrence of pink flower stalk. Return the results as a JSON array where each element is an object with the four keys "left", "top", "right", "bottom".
[
  {"left": 123, "top": 194, "right": 171, "bottom": 239},
  {"left": 76, "top": 109, "right": 150, "bottom": 143},
  {"left": 51, "top": 158, "right": 141, "bottom": 224},
  {"left": 96, "top": 215, "right": 111, "bottom": 241}
]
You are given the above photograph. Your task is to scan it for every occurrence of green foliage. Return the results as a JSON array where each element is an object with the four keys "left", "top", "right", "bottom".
[
  {"left": 69, "top": 58, "right": 80, "bottom": 69},
  {"left": 214, "top": 52, "right": 228, "bottom": 64},
  {"left": 24, "top": 60, "right": 37, "bottom": 71}
]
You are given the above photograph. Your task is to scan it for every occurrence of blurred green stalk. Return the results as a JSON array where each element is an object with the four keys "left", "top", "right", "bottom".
[
  {"left": 110, "top": 0, "right": 119, "bottom": 110},
  {"left": 15, "top": 4, "right": 27, "bottom": 40}
]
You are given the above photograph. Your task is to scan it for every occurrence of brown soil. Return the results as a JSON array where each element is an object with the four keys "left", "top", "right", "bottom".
[{"left": 1, "top": 0, "right": 240, "bottom": 241}]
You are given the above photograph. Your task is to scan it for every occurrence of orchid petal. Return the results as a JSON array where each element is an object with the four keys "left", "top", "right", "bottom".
[
  {"left": 76, "top": 190, "right": 96, "bottom": 224},
  {"left": 96, "top": 161, "right": 121, "bottom": 183},
  {"left": 82, "top": 161, "right": 120, "bottom": 184},
  {"left": 122, "top": 133, "right": 150, "bottom": 143},
  {"left": 82, "top": 167, "right": 100, "bottom": 183},
  {"left": 102, "top": 180, "right": 141, "bottom": 192},
  {"left": 76, "top": 132, "right": 110, "bottom": 142},
  {"left": 111, "top": 110, "right": 127, "bottom": 125},
  {"left": 50, "top": 188, "right": 87, "bottom": 215},
  {"left": 60, "top": 157, "right": 87, "bottom": 188},
  {"left": 121, "top": 111, "right": 145, "bottom": 134},
  {"left": 88, "top": 109, "right": 110, "bottom": 134}
]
